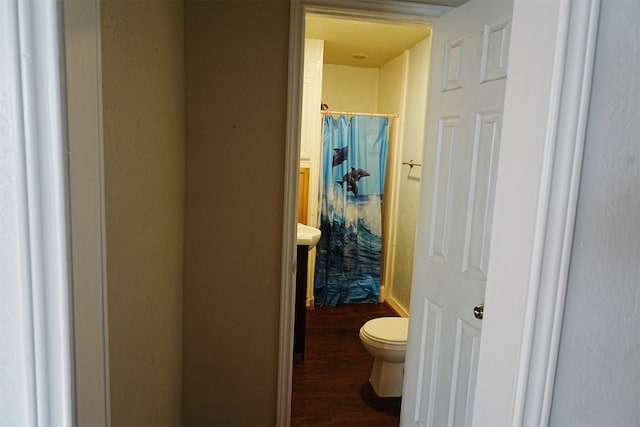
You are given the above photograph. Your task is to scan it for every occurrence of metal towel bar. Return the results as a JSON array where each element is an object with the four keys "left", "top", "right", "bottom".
[{"left": 402, "top": 160, "right": 422, "bottom": 169}]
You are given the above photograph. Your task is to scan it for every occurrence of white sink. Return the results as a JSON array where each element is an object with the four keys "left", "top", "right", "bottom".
[{"left": 297, "top": 223, "right": 321, "bottom": 249}]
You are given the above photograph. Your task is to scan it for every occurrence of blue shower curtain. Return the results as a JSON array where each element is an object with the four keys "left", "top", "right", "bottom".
[{"left": 314, "top": 115, "right": 389, "bottom": 306}]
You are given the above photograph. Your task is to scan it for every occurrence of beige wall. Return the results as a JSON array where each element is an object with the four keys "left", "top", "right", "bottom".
[
  {"left": 101, "top": 1, "right": 185, "bottom": 425},
  {"left": 378, "top": 54, "right": 406, "bottom": 115},
  {"left": 378, "top": 52, "right": 407, "bottom": 310},
  {"left": 183, "top": 1, "right": 289, "bottom": 425},
  {"left": 322, "top": 64, "right": 380, "bottom": 112},
  {"left": 389, "top": 36, "right": 431, "bottom": 312}
]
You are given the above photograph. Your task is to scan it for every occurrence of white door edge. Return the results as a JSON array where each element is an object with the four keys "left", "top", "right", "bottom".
[{"left": 473, "top": 0, "right": 600, "bottom": 426}]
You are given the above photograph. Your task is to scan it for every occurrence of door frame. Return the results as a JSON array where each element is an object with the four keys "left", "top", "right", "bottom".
[
  {"left": 63, "top": 1, "right": 112, "bottom": 425},
  {"left": 279, "top": 0, "right": 601, "bottom": 426},
  {"left": 1, "top": 0, "right": 74, "bottom": 423},
  {"left": 3, "top": 0, "right": 110, "bottom": 425},
  {"left": 279, "top": 2, "right": 449, "bottom": 424}
]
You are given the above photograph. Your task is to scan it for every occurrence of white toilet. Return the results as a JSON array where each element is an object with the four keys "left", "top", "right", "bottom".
[{"left": 359, "top": 316, "right": 409, "bottom": 397}]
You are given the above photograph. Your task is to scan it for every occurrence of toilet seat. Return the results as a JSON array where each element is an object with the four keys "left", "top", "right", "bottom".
[{"left": 360, "top": 317, "right": 409, "bottom": 345}]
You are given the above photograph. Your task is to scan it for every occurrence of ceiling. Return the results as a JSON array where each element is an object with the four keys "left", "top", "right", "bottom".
[{"left": 305, "top": 14, "right": 432, "bottom": 68}]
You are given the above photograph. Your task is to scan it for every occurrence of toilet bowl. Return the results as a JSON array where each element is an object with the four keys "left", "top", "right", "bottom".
[{"left": 359, "top": 316, "right": 409, "bottom": 397}]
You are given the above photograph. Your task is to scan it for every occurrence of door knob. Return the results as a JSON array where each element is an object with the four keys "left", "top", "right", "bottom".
[{"left": 473, "top": 303, "right": 484, "bottom": 320}]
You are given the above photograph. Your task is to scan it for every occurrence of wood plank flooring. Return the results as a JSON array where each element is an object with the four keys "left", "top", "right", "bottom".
[{"left": 291, "top": 303, "right": 401, "bottom": 426}]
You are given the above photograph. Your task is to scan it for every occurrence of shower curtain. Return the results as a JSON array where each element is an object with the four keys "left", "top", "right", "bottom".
[{"left": 314, "top": 115, "right": 389, "bottom": 306}]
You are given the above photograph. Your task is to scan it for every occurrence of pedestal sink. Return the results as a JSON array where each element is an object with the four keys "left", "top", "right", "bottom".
[
  {"left": 296, "top": 223, "right": 321, "bottom": 249},
  {"left": 294, "top": 223, "right": 321, "bottom": 363}
]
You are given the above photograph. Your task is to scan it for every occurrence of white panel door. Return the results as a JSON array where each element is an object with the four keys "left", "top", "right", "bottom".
[{"left": 401, "top": 1, "right": 512, "bottom": 426}]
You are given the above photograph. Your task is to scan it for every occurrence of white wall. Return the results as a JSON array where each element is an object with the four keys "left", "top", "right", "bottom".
[{"left": 550, "top": 1, "right": 640, "bottom": 425}]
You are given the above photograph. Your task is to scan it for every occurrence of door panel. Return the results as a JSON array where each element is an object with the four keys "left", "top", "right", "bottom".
[
  {"left": 401, "top": 1, "right": 512, "bottom": 426},
  {"left": 448, "top": 318, "right": 480, "bottom": 426},
  {"left": 429, "top": 116, "right": 459, "bottom": 262},
  {"left": 462, "top": 111, "right": 502, "bottom": 280},
  {"left": 414, "top": 298, "right": 443, "bottom": 427}
]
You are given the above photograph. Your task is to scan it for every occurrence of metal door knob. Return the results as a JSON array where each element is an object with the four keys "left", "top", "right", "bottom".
[{"left": 473, "top": 303, "right": 484, "bottom": 320}]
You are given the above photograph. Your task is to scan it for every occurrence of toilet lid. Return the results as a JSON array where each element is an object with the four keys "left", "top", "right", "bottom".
[{"left": 361, "top": 317, "right": 409, "bottom": 343}]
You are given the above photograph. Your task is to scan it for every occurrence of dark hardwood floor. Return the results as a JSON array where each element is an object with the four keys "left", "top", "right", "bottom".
[{"left": 291, "top": 303, "right": 401, "bottom": 426}]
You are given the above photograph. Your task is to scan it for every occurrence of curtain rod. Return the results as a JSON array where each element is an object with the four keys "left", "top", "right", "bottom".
[{"left": 321, "top": 110, "right": 398, "bottom": 119}]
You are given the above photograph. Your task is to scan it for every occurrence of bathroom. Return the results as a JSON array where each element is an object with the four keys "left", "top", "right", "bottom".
[
  {"left": 298, "top": 14, "right": 432, "bottom": 318},
  {"left": 292, "top": 15, "right": 433, "bottom": 418}
]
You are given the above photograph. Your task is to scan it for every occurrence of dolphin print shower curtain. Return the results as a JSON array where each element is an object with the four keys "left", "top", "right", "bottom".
[{"left": 314, "top": 115, "right": 389, "bottom": 306}]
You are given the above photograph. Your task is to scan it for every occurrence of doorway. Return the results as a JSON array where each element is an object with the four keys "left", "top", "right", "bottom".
[
  {"left": 284, "top": 1, "right": 451, "bottom": 423},
  {"left": 292, "top": 12, "right": 432, "bottom": 422},
  {"left": 300, "top": 13, "right": 432, "bottom": 314}
]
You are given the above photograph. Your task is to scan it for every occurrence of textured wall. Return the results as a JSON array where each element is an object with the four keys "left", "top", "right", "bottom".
[
  {"left": 390, "top": 36, "right": 431, "bottom": 312},
  {"left": 550, "top": 1, "right": 640, "bottom": 425},
  {"left": 101, "top": 1, "right": 185, "bottom": 425},
  {"left": 183, "top": 1, "right": 289, "bottom": 425}
]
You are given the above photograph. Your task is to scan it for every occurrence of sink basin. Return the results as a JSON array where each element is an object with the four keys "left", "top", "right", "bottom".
[{"left": 297, "top": 223, "right": 321, "bottom": 249}]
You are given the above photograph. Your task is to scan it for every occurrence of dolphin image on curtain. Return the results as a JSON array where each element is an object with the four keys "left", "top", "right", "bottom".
[{"left": 314, "top": 114, "right": 389, "bottom": 306}]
